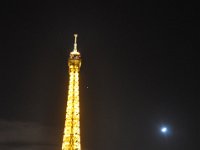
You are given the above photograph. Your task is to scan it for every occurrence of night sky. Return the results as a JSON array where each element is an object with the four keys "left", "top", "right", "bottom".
[{"left": 0, "top": 1, "right": 199, "bottom": 150}]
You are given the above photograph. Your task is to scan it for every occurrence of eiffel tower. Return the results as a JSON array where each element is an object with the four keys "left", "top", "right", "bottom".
[{"left": 62, "top": 34, "right": 81, "bottom": 150}]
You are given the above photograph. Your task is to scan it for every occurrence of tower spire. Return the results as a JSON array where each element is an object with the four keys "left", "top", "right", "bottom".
[
  {"left": 73, "top": 34, "right": 78, "bottom": 52},
  {"left": 62, "top": 34, "right": 81, "bottom": 150}
]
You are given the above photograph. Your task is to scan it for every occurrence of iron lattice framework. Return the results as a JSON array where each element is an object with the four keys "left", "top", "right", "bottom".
[{"left": 62, "top": 34, "right": 81, "bottom": 150}]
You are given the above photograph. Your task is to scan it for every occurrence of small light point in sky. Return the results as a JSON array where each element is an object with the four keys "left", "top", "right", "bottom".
[{"left": 161, "top": 127, "right": 168, "bottom": 133}]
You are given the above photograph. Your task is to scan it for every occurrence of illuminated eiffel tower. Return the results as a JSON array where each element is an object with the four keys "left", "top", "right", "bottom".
[{"left": 62, "top": 34, "right": 81, "bottom": 150}]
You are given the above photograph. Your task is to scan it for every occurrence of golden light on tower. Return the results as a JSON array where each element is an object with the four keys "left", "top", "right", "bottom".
[{"left": 62, "top": 34, "right": 81, "bottom": 150}]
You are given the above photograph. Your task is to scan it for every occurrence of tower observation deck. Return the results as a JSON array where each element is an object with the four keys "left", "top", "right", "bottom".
[{"left": 62, "top": 34, "right": 81, "bottom": 150}]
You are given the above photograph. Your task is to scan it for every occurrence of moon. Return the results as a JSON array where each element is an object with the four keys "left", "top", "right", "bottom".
[{"left": 161, "top": 127, "right": 168, "bottom": 133}]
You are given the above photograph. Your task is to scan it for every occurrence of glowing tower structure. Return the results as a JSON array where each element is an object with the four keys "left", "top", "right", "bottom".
[{"left": 62, "top": 34, "right": 81, "bottom": 150}]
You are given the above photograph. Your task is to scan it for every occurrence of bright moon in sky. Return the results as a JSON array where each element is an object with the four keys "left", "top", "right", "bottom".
[{"left": 161, "top": 127, "right": 168, "bottom": 133}]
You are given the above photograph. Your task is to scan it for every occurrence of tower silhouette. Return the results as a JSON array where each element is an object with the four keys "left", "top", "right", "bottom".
[{"left": 62, "top": 34, "right": 81, "bottom": 150}]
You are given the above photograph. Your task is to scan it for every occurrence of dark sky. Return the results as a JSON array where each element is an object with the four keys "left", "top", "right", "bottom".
[{"left": 0, "top": 1, "right": 199, "bottom": 150}]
